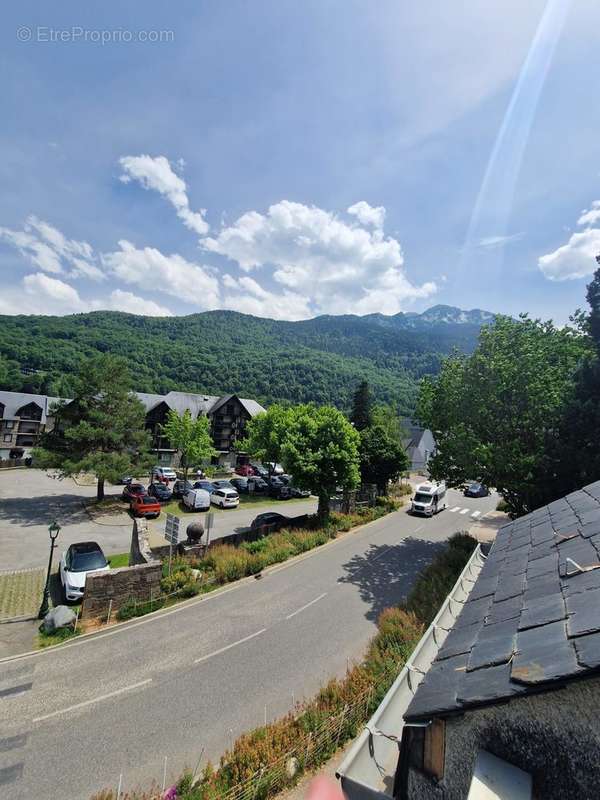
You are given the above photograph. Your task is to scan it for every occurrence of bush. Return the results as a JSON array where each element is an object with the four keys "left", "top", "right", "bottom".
[
  {"left": 375, "top": 496, "right": 403, "bottom": 512},
  {"left": 496, "top": 498, "right": 510, "bottom": 512}
]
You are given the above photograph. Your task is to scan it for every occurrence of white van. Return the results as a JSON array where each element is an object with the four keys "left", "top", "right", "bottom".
[
  {"left": 411, "top": 481, "right": 447, "bottom": 516},
  {"left": 183, "top": 488, "right": 211, "bottom": 511},
  {"left": 211, "top": 488, "right": 240, "bottom": 509}
]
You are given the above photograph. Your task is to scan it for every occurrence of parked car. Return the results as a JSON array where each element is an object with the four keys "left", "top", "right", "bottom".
[
  {"left": 119, "top": 476, "right": 133, "bottom": 485},
  {"left": 265, "top": 462, "right": 284, "bottom": 475},
  {"left": 172, "top": 479, "right": 193, "bottom": 499},
  {"left": 250, "top": 512, "right": 289, "bottom": 531},
  {"left": 289, "top": 486, "right": 311, "bottom": 498},
  {"left": 193, "top": 479, "right": 216, "bottom": 493},
  {"left": 130, "top": 494, "right": 161, "bottom": 518},
  {"left": 212, "top": 479, "right": 235, "bottom": 490},
  {"left": 147, "top": 482, "right": 172, "bottom": 502},
  {"left": 59, "top": 541, "right": 109, "bottom": 602},
  {"left": 251, "top": 464, "right": 269, "bottom": 479},
  {"left": 211, "top": 488, "right": 240, "bottom": 508},
  {"left": 268, "top": 477, "right": 286, "bottom": 498},
  {"left": 152, "top": 466, "right": 177, "bottom": 481},
  {"left": 230, "top": 477, "right": 249, "bottom": 494},
  {"left": 122, "top": 482, "right": 146, "bottom": 502},
  {"left": 276, "top": 486, "right": 294, "bottom": 500},
  {"left": 464, "top": 482, "right": 490, "bottom": 498},
  {"left": 279, "top": 474, "right": 292, "bottom": 485},
  {"left": 183, "top": 488, "right": 211, "bottom": 511},
  {"left": 235, "top": 464, "right": 256, "bottom": 477},
  {"left": 247, "top": 476, "right": 268, "bottom": 493}
]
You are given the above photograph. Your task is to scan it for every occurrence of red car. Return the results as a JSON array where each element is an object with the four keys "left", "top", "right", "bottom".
[
  {"left": 235, "top": 464, "right": 256, "bottom": 477},
  {"left": 130, "top": 494, "right": 161, "bottom": 518}
]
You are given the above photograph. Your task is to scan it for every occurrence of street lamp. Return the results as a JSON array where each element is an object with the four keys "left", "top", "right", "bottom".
[{"left": 38, "top": 520, "right": 61, "bottom": 619}]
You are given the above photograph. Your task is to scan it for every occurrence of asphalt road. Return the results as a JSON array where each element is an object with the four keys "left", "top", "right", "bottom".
[
  {"left": 0, "top": 470, "right": 316, "bottom": 570},
  {"left": 0, "top": 488, "right": 498, "bottom": 800}
]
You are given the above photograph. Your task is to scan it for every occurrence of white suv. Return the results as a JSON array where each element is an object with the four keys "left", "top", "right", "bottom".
[
  {"left": 152, "top": 466, "right": 177, "bottom": 481},
  {"left": 211, "top": 488, "right": 240, "bottom": 508}
]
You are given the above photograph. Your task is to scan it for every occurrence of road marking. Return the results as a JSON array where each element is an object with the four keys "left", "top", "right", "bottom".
[
  {"left": 194, "top": 628, "right": 267, "bottom": 664},
  {"left": 371, "top": 547, "right": 390, "bottom": 563},
  {"left": 286, "top": 592, "right": 328, "bottom": 620},
  {"left": 449, "top": 506, "right": 460, "bottom": 513},
  {"left": 32, "top": 679, "right": 152, "bottom": 723},
  {"left": 471, "top": 510, "right": 481, "bottom": 518},
  {"left": 0, "top": 683, "right": 32, "bottom": 699},
  {"left": 459, "top": 508, "right": 470, "bottom": 515}
]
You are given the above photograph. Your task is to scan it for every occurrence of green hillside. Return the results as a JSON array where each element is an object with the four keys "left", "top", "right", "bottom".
[{"left": 0, "top": 306, "right": 493, "bottom": 413}]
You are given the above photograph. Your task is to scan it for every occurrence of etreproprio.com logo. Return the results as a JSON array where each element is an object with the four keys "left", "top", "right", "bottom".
[{"left": 16, "top": 26, "right": 175, "bottom": 44}]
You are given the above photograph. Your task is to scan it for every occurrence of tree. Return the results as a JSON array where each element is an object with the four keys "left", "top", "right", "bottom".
[
  {"left": 282, "top": 405, "right": 361, "bottom": 519},
  {"left": 161, "top": 409, "right": 216, "bottom": 482},
  {"left": 371, "top": 403, "right": 406, "bottom": 446},
  {"left": 241, "top": 404, "right": 293, "bottom": 477},
  {"left": 417, "top": 315, "right": 589, "bottom": 517},
  {"left": 350, "top": 380, "right": 374, "bottom": 430},
  {"left": 359, "top": 424, "right": 408, "bottom": 495},
  {"left": 555, "top": 268, "right": 600, "bottom": 493},
  {"left": 34, "top": 355, "right": 152, "bottom": 501}
]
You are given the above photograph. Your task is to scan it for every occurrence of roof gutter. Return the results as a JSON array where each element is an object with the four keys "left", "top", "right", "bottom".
[{"left": 336, "top": 543, "right": 487, "bottom": 800}]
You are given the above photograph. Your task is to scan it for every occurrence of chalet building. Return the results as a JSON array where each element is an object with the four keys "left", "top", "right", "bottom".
[
  {"left": 400, "top": 419, "right": 436, "bottom": 472},
  {"left": 0, "top": 391, "right": 65, "bottom": 460},
  {"left": 137, "top": 391, "right": 266, "bottom": 467},
  {"left": 0, "top": 389, "right": 266, "bottom": 466}
]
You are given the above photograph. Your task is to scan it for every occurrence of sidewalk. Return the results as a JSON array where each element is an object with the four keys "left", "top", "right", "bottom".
[{"left": 469, "top": 510, "right": 508, "bottom": 543}]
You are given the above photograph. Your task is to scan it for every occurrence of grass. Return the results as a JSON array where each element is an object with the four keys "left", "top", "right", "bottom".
[
  {"left": 0, "top": 568, "right": 45, "bottom": 620},
  {"left": 38, "top": 626, "right": 81, "bottom": 648},
  {"left": 108, "top": 552, "right": 130, "bottom": 568}
]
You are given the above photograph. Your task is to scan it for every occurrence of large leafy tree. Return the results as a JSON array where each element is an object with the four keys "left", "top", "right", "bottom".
[
  {"left": 417, "top": 315, "right": 589, "bottom": 517},
  {"left": 161, "top": 409, "right": 216, "bottom": 482},
  {"left": 241, "top": 404, "right": 293, "bottom": 477},
  {"left": 350, "top": 380, "right": 374, "bottom": 431},
  {"left": 34, "top": 355, "right": 152, "bottom": 501},
  {"left": 282, "top": 405, "right": 361, "bottom": 519},
  {"left": 359, "top": 424, "right": 408, "bottom": 495},
  {"left": 555, "top": 268, "right": 600, "bottom": 493}
]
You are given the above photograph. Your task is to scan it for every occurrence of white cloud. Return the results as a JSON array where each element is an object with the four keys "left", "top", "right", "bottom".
[
  {"left": 202, "top": 200, "right": 435, "bottom": 315},
  {"left": 347, "top": 201, "right": 385, "bottom": 230},
  {"left": 0, "top": 216, "right": 103, "bottom": 280},
  {"left": 0, "top": 272, "right": 173, "bottom": 317},
  {"left": 577, "top": 200, "right": 600, "bottom": 228},
  {"left": 539, "top": 227, "right": 600, "bottom": 281},
  {"left": 119, "top": 155, "right": 209, "bottom": 236},
  {"left": 476, "top": 232, "right": 525, "bottom": 249},
  {"left": 102, "top": 240, "right": 220, "bottom": 308},
  {"left": 221, "top": 274, "right": 311, "bottom": 321}
]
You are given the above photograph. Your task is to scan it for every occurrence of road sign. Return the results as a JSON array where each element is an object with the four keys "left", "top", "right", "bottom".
[
  {"left": 204, "top": 512, "right": 214, "bottom": 533},
  {"left": 165, "top": 513, "right": 180, "bottom": 544}
]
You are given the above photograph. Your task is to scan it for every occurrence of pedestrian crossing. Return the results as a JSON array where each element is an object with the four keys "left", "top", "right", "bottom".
[{"left": 448, "top": 506, "right": 482, "bottom": 518}]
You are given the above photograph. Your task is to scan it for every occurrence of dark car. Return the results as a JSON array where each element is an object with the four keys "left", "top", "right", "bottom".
[
  {"left": 250, "top": 512, "right": 289, "bottom": 531},
  {"left": 121, "top": 483, "right": 146, "bottom": 502},
  {"left": 275, "top": 486, "right": 294, "bottom": 500},
  {"left": 268, "top": 477, "right": 286, "bottom": 498},
  {"left": 172, "top": 479, "right": 193, "bottom": 499},
  {"left": 252, "top": 465, "right": 269, "bottom": 479},
  {"left": 464, "top": 482, "right": 490, "bottom": 498},
  {"left": 278, "top": 474, "right": 292, "bottom": 485},
  {"left": 248, "top": 477, "right": 268, "bottom": 494},
  {"left": 147, "top": 482, "right": 173, "bottom": 502},
  {"left": 289, "top": 486, "right": 311, "bottom": 498},
  {"left": 194, "top": 479, "right": 216, "bottom": 493},
  {"left": 230, "top": 477, "right": 249, "bottom": 494},
  {"left": 212, "top": 479, "right": 235, "bottom": 490}
]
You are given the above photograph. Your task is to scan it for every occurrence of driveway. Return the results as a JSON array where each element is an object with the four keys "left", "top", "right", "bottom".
[{"left": 0, "top": 469, "right": 316, "bottom": 570}]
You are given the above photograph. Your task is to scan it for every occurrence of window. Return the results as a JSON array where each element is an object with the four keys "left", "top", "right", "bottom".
[
  {"left": 3, "top": 434, "right": 11, "bottom": 442},
  {"left": 5, "top": 421, "right": 14, "bottom": 429}
]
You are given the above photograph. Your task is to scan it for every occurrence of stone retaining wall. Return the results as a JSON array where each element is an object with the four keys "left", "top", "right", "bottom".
[{"left": 81, "top": 562, "right": 162, "bottom": 620}]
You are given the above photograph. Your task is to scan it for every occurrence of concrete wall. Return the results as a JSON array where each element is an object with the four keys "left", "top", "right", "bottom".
[
  {"left": 81, "top": 562, "right": 162, "bottom": 620},
  {"left": 407, "top": 677, "right": 600, "bottom": 800}
]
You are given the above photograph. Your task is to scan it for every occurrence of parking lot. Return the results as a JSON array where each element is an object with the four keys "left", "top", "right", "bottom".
[{"left": 0, "top": 469, "right": 317, "bottom": 571}]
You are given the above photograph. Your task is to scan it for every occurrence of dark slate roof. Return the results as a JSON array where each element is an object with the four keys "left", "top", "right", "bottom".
[{"left": 404, "top": 479, "right": 600, "bottom": 721}]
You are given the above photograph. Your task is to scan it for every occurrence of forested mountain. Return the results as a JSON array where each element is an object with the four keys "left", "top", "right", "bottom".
[{"left": 0, "top": 305, "right": 494, "bottom": 413}]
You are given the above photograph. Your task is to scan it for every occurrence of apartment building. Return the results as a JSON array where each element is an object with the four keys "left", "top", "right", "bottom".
[{"left": 0, "top": 391, "right": 65, "bottom": 459}]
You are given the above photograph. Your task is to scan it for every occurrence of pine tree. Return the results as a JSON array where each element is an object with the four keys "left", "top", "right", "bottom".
[{"left": 350, "top": 380, "right": 374, "bottom": 431}]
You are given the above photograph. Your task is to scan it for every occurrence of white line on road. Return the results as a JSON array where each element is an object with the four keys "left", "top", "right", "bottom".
[
  {"left": 471, "top": 511, "right": 481, "bottom": 518},
  {"left": 459, "top": 508, "right": 470, "bottom": 515},
  {"left": 194, "top": 628, "right": 267, "bottom": 664},
  {"left": 33, "top": 679, "right": 152, "bottom": 723},
  {"left": 449, "top": 506, "right": 460, "bottom": 513},
  {"left": 286, "top": 592, "right": 328, "bottom": 620}
]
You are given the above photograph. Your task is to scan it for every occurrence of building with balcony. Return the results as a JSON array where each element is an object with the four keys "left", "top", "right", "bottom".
[{"left": 0, "top": 391, "right": 65, "bottom": 459}]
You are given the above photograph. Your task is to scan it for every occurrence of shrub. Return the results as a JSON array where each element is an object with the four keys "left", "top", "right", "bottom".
[
  {"left": 375, "top": 496, "right": 402, "bottom": 512},
  {"left": 496, "top": 497, "right": 510, "bottom": 512},
  {"left": 161, "top": 568, "right": 193, "bottom": 595}
]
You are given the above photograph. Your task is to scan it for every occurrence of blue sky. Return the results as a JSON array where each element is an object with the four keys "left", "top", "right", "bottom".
[{"left": 1, "top": 0, "right": 599, "bottom": 324}]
